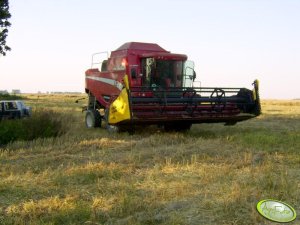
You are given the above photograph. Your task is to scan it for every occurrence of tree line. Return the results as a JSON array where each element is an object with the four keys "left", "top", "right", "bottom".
[{"left": 0, "top": 0, "right": 11, "bottom": 56}]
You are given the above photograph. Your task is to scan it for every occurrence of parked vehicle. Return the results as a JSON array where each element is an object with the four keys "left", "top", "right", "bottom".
[
  {"left": 84, "top": 42, "right": 261, "bottom": 131},
  {"left": 0, "top": 100, "right": 32, "bottom": 120}
]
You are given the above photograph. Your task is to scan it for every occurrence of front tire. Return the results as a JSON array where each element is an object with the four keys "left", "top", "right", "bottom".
[
  {"left": 103, "top": 108, "right": 119, "bottom": 132},
  {"left": 164, "top": 122, "right": 192, "bottom": 132},
  {"left": 85, "top": 110, "right": 101, "bottom": 128}
]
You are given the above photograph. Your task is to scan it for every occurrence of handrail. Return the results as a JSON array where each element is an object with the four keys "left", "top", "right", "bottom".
[{"left": 91, "top": 52, "right": 109, "bottom": 68}]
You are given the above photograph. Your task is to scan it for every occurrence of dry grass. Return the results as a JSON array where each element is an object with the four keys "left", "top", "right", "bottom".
[{"left": 0, "top": 95, "right": 299, "bottom": 225}]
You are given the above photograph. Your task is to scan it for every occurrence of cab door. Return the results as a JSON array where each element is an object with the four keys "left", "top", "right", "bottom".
[
  {"left": 129, "top": 65, "right": 140, "bottom": 86},
  {"left": 183, "top": 60, "right": 195, "bottom": 88}
]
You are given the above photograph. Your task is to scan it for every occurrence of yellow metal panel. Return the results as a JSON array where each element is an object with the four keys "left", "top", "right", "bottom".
[
  {"left": 252, "top": 79, "right": 259, "bottom": 101},
  {"left": 252, "top": 89, "right": 257, "bottom": 100},
  {"left": 123, "top": 74, "right": 129, "bottom": 90},
  {"left": 108, "top": 88, "right": 131, "bottom": 124}
]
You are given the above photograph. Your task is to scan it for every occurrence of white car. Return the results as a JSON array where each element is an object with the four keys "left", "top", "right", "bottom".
[{"left": 0, "top": 100, "right": 32, "bottom": 120}]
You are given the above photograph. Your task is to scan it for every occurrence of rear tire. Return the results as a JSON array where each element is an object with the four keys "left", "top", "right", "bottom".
[{"left": 85, "top": 110, "right": 101, "bottom": 128}]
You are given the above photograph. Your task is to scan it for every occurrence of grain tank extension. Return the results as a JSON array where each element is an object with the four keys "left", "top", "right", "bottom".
[{"left": 85, "top": 42, "right": 261, "bottom": 131}]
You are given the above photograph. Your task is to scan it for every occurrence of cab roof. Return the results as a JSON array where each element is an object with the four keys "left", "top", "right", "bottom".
[
  {"left": 112, "top": 42, "right": 187, "bottom": 60},
  {"left": 115, "top": 42, "right": 168, "bottom": 52}
]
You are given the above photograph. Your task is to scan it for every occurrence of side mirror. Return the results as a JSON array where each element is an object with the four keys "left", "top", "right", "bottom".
[
  {"left": 131, "top": 68, "right": 137, "bottom": 79},
  {"left": 193, "top": 71, "right": 196, "bottom": 81}
]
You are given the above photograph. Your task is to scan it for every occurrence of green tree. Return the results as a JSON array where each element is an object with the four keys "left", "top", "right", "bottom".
[{"left": 0, "top": 0, "right": 11, "bottom": 56}]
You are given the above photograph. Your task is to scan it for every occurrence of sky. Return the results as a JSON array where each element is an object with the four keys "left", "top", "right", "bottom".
[{"left": 0, "top": 0, "right": 299, "bottom": 99}]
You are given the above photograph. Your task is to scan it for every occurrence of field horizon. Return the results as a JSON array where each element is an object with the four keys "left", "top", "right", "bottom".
[{"left": 0, "top": 94, "right": 299, "bottom": 225}]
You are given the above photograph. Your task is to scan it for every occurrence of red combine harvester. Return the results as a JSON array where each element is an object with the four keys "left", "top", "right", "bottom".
[{"left": 85, "top": 42, "right": 261, "bottom": 131}]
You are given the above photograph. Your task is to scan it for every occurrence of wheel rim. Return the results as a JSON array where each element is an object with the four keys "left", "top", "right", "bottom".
[{"left": 86, "top": 113, "right": 94, "bottom": 128}]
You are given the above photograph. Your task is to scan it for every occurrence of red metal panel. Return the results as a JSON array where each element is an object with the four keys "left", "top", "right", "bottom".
[{"left": 115, "top": 42, "right": 167, "bottom": 52}]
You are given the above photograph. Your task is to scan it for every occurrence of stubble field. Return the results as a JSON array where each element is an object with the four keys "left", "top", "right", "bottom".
[{"left": 0, "top": 94, "right": 299, "bottom": 225}]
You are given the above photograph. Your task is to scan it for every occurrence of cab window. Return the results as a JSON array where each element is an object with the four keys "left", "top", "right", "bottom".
[
  {"left": 141, "top": 58, "right": 183, "bottom": 88},
  {"left": 5, "top": 102, "right": 18, "bottom": 110}
]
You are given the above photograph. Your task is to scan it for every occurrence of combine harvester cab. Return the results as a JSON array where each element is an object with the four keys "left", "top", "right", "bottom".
[{"left": 85, "top": 42, "right": 261, "bottom": 131}]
